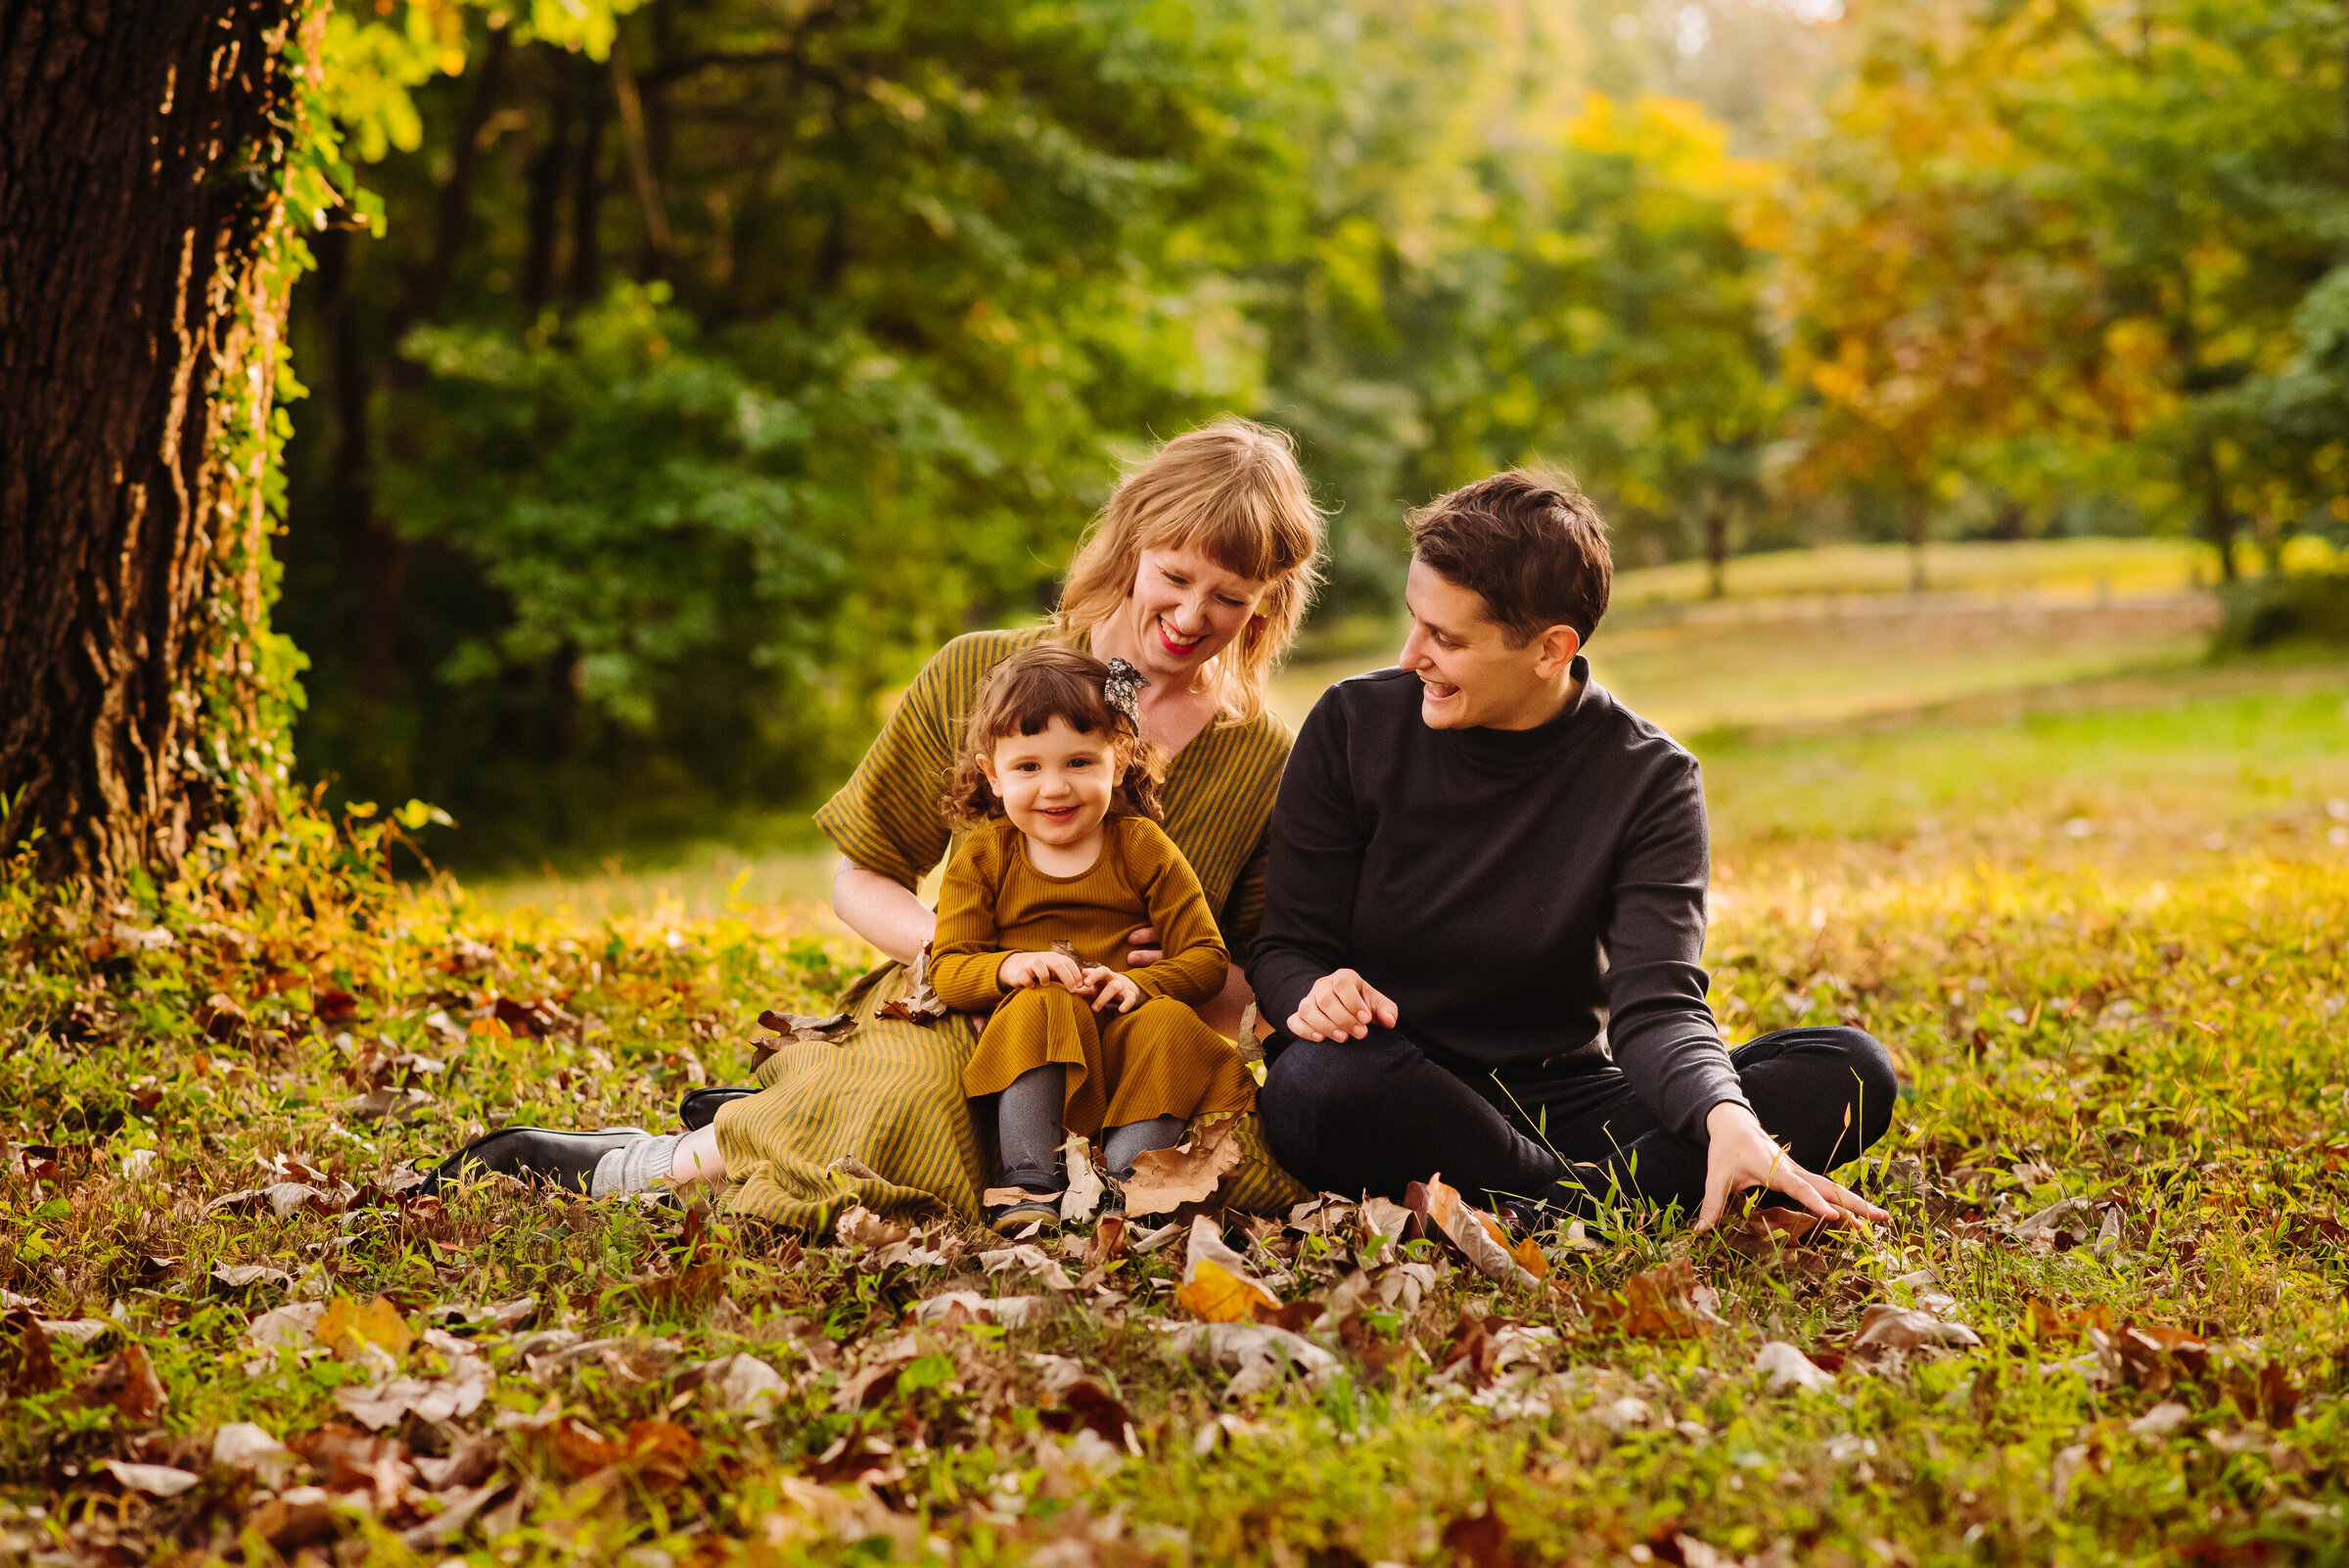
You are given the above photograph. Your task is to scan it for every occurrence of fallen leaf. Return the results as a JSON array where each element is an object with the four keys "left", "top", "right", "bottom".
[
  {"left": 1177, "top": 1258, "right": 1278, "bottom": 1322},
  {"left": 907, "top": 1292, "right": 1046, "bottom": 1329},
  {"left": 248, "top": 1487, "right": 339, "bottom": 1551},
  {"left": 756, "top": 1009, "right": 854, "bottom": 1042},
  {"left": 837, "top": 1205, "right": 911, "bottom": 1250},
  {"left": 71, "top": 1343, "right": 166, "bottom": 1424},
  {"left": 1854, "top": 1303, "right": 1983, "bottom": 1352},
  {"left": 1441, "top": 1503, "right": 1528, "bottom": 1568},
  {"left": 688, "top": 1352, "right": 792, "bottom": 1414},
  {"left": 546, "top": 1416, "right": 620, "bottom": 1480},
  {"left": 1061, "top": 1134, "right": 1106, "bottom": 1223},
  {"left": 211, "top": 1264, "right": 292, "bottom": 1290},
  {"left": 876, "top": 944, "right": 948, "bottom": 1023},
  {"left": 412, "top": 1435, "right": 500, "bottom": 1493},
  {"left": 316, "top": 1295, "right": 415, "bottom": 1365},
  {"left": 2129, "top": 1401, "right": 2192, "bottom": 1437},
  {"left": 335, "top": 1334, "right": 491, "bottom": 1429},
  {"left": 102, "top": 1459, "right": 200, "bottom": 1498},
  {"left": 1405, "top": 1176, "right": 1539, "bottom": 1289},
  {"left": 246, "top": 1300, "right": 327, "bottom": 1352},
  {"left": 314, "top": 988, "right": 360, "bottom": 1023},
  {"left": 212, "top": 1421, "right": 297, "bottom": 1487},
  {"left": 2, "top": 1312, "right": 58, "bottom": 1396},
  {"left": 1587, "top": 1260, "right": 1725, "bottom": 1340},
  {"left": 1121, "top": 1117, "right": 1243, "bottom": 1218},
  {"left": 1039, "top": 1378, "right": 1138, "bottom": 1452},
  {"left": 1509, "top": 1232, "right": 1551, "bottom": 1281},
  {"left": 622, "top": 1418, "right": 698, "bottom": 1491},
  {"left": 1157, "top": 1319, "right": 1340, "bottom": 1399},
  {"left": 977, "top": 1244, "right": 1077, "bottom": 1292},
  {"left": 338, "top": 1086, "right": 437, "bottom": 1124},
  {"left": 1754, "top": 1340, "right": 1836, "bottom": 1392},
  {"left": 293, "top": 1424, "right": 417, "bottom": 1513}
]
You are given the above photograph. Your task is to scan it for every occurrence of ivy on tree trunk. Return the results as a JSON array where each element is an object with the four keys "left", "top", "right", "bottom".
[{"left": 0, "top": 0, "right": 329, "bottom": 892}]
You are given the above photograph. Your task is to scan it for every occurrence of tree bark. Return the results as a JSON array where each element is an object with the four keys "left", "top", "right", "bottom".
[
  {"left": 1703, "top": 500, "right": 1728, "bottom": 600},
  {"left": 1904, "top": 484, "right": 1930, "bottom": 593},
  {"left": 0, "top": 0, "right": 321, "bottom": 889}
]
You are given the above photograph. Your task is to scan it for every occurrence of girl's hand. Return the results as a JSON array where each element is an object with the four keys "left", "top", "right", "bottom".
[
  {"left": 1081, "top": 967, "right": 1143, "bottom": 1014},
  {"left": 1000, "top": 950, "right": 1086, "bottom": 992},
  {"left": 1693, "top": 1102, "right": 1889, "bottom": 1231}
]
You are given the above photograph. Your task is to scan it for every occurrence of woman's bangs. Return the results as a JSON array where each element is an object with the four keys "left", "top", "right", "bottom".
[{"left": 1141, "top": 489, "right": 1293, "bottom": 585}]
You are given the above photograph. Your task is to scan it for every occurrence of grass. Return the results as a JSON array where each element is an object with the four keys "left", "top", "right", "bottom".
[{"left": 7, "top": 620, "right": 2349, "bottom": 1563}]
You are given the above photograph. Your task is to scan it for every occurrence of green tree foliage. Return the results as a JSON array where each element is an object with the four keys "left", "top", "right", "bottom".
[
  {"left": 277, "top": 0, "right": 2349, "bottom": 863},
  {"left": 286, "top": 0, "right": 1296, "bottom": 858}
]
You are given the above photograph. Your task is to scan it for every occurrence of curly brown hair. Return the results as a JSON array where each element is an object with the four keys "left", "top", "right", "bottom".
[{"left": 941, "top": 645, "right": 1166, "bottom": 828}]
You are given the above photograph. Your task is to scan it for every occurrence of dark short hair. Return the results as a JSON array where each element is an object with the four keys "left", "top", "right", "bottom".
[{"left": 1406, "top": 470, "right": 1612, "bottom": 645}]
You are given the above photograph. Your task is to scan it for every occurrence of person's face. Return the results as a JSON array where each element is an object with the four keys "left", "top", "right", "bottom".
[
  {"left": 1122, "top": 545, "right": 1269, "bottom": 686},
  {"left": 1397, "top": 557, "right": 1581, "bottom": 731},
  {"left": 979, "top": 716, "right": 1121, "bottom": 849}
]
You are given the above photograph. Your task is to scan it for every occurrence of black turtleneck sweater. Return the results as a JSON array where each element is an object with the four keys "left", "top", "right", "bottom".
[{"left": 1246, "top": 659, "right": 1747, "bottom": 1143}]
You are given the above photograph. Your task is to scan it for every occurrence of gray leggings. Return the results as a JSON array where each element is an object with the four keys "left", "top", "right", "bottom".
[{"left": 993, "top": 1064, "right": 1185, "bottom": 1192}]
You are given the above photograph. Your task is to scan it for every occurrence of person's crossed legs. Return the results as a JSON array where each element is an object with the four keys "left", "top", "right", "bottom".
[{"left": 1260, "top": 1024, "right": 1898, "bottom": 1222}]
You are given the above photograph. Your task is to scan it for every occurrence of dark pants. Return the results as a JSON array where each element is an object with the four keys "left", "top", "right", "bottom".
[{"left": 1259, "top": 1025, "right": 1898, "bottom": 1220}]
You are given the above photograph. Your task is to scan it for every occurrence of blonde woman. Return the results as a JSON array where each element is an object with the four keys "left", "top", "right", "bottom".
[{"left": 431, "top": 417, "right": 1325, "bottom": 1227}]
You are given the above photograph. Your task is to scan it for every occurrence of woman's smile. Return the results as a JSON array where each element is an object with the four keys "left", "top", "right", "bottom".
[{"left": 1155, "top": 616, "right": 1205, "bottom": 658}]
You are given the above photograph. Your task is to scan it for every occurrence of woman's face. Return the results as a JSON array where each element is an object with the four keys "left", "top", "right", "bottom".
[{"left": 1120, "top": 545, "right": 1269, "bottom": 687}]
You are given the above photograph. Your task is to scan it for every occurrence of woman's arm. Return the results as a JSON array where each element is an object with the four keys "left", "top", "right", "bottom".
[{"left": 831, "top": 857, "right": 936, "bottom": 969}]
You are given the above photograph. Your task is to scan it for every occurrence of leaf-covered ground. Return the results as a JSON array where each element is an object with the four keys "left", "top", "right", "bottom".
[{"left": 6, "top": 678, "right": 2349, "bottom": 1567}]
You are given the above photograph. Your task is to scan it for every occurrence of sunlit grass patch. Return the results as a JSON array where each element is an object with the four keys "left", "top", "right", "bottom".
[{"left": 5, "top": 689, "right": 2349, "bottom": 1564}]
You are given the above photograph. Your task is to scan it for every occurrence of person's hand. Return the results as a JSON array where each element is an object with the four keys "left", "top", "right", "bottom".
[
  {"left": 1081, "top": 967, "right": 1143, "bottom": 1014},
  {"left": 1000, "top": 949, "right": 1086, "bottom": 992},
  {"left": 1692, "top": 1101, "right": 1889, "bottom": 1231},
  {"left": 1124, "top": 925, "right": 1163, "bottom": 967},
  {"left": 1286, "top": 968, "right": 1399, "bottom": 1042}
]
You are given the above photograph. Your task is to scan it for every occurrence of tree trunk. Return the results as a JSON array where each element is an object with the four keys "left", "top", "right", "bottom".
[
  {"left": 1703, "top": 503, "right": 1728, "bottom": 600},
  {"left": 0, "top": 0, "right": 322, "bottom": 890},
  {"left": 2201, "top": 460, "right": 2239, "bottom": 583},
  {"left": 1904, "top": 484, "right": 1930, "bottom": 593}
]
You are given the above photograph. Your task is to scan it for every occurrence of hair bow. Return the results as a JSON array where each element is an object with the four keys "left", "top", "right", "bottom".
[{"left": 1102, "top": 657, "right": 1150, "bottom": 730}]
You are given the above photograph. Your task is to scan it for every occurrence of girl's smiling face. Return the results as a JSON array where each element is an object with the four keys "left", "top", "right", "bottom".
[{"left": 979, "top": 716, "right": 1121, "bottom": 853}]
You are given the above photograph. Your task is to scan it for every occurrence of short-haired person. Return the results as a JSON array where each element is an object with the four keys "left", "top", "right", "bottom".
[{"left": 1248, "top": 472, "right": 1897, "bottom": 1228}]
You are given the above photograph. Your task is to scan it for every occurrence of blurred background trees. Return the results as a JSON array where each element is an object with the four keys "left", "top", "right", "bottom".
[{"left": 275, "top": 0, "right": 2349, "bottom": 865}]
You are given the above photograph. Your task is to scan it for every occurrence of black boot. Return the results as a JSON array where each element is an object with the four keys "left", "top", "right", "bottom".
[
  {"left": 422, "top": 1127, "right": 650, "bottom": 1196},
  {"left": 678, "top": 1086, "right": 759, "bottom": 1131}
]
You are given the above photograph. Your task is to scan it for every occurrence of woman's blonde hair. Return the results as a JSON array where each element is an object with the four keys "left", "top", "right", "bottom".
[
  {"left": 1050, "top": 417, "right": 1325, "bottom": 725},
  {"left": 942, "top": 646, "right": 1165, "bottom": 828}
]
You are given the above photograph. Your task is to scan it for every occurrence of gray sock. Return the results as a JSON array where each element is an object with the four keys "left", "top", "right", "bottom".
[
  {"left": 995, "top": 1065, "right": 1066, "bottom": 1189},
  {"left": 1102, "top": 1115, "right": 1186, "bottom": 1178},
  {"left": 590, "top": 1132, "right": 680, "bottom": 1197}
]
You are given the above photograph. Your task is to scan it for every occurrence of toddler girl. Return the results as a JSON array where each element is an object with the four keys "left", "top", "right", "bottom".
[{"left": 931, "top": 644, "right": 1255, "bottom": 1233}]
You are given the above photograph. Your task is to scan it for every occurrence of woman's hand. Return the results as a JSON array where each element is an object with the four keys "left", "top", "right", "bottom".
[
  {"left": 1000, "top": 950, "right": 1086, "bottom": 992},
  {"left": 1081, "top": 967, "right": 1143, "bottom": 1014},
  {"left": 1286, "top": 968, "right": 1399, "bottom": 1041},
  {"left": 1124, "top": 925, "right": 1163, "bottom": 966},
  {"left": 1693, "top": 1101, "right": 1888, "bottom": 1231}
]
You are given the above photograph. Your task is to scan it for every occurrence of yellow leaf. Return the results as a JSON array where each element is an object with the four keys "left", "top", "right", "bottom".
[
  {"left": 1510, "top": 1233, "right": 1550, "bottom": 1281},
  {"left": 314, "top": 1295, "right": 414, "bottom": 1362},
  {"left": 1174, "top": 1259, "right": 1276, "bottom": 1323}
]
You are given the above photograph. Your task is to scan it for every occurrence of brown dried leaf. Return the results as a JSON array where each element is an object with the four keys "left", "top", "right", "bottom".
[
  {"left": 1121, "top": 1116, "right": 1243, "bottom": 1218},
  {"left": 876, "top": 943, "right": 949, "bottom": 1023},
  {"left": 71, "top": 1342, "right": 167, "bottom": 1424},
  {"left": 1405, "top": 1176, "right": 1539, "bottom": 1288},
  {"left": 2, "top": 1311, "right": 58, "bottom": 1397},
  {"left": 1587, "top": 1259, "right": 1726, "bottom": 1340},
  {"left": 756, "top": 1009, "right": 854, "bottom": 1042},
  {"left": 1853, "top": 1303, "right": 1983, "bottom": 1353}
]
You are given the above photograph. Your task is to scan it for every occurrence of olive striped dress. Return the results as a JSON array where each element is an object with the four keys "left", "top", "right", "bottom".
[{"left": 714, "top": 626, "right": 1312, "bottom": 1230}]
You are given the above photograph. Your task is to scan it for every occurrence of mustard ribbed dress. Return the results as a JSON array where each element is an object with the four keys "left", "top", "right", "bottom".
[{"left": 934, "top": 815, "right": 1257, "bottom": 1135}]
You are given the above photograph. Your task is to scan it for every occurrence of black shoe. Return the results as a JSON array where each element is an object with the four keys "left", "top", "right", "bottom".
[
  {"left": 679, "top": 1085, "right": 759, "bottom": 1131},
  {"left": 422, "top": 1127, "right": 650, "bottom": 1197},
  {"left": 986, "top": 1181, "right": 1065, "bottom": 1237}
]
